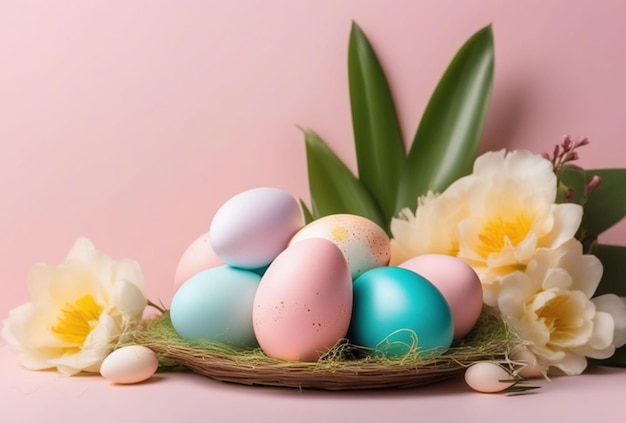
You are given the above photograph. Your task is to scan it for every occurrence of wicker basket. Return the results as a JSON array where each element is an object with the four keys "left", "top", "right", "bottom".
[{"left": 131, "top": 310, "right": 518, "bottom": 390}]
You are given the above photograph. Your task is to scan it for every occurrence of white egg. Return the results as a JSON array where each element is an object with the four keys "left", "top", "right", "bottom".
[
  {"left": 464, "top": 361, "right": 515, "bottom": 393},
  {"left": 100, "top": 345, "right": 159, "bottom": 384},
  {"left": 210, "top": 187, "right": 305, "bottom": 269}
]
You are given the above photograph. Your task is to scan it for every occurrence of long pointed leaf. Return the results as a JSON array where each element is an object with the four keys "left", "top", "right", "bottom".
[
  {"left": 395, "top": 25, "right": 494, "bottom": 213},
  {"left": 299, "top": 199, "right": 314, "bottom": 224},
  {"left": 582, "top": 169, "right": 626, "bottom": 236},
  {"left": 303, "top": 129, "right": 385, "bottom": 229},
  {"left": 349, "top": 22, "right": 405, "bottom": 224}
]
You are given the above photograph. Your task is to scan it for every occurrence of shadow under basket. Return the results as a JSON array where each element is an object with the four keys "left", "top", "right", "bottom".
[{"left": 129, "top": 310, "right": 520, "bottom": 390}]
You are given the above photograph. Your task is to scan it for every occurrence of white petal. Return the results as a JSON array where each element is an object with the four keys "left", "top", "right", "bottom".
[
  {"left": 588, "top": 311, "right": 615, "bottom": 350},
  {"left": 541, "top": 204, "right": 583, "bottom": 249},
  {"left": 497, "top": 272, "right": 534, "bottom": 318},
  {"left": 115, "top": 259, "right": 145, "bottom": 292},
  {"left": 2, "top": 303, "right": 32, "bottom": 348},
  {"left": 550, "top": 350, "right": 588, "bottom": 375},
  {"left": 114, "top": 279, "right": 147, "bottom": 317},
  {"left": 593, "top": 294, "right": 626, "bottom": 348},
  {"left": 65, "top": 236, "right": 97, "bottom": 262}
]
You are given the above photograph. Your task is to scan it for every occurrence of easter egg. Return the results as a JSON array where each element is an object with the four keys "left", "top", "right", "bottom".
[
  {"left": 399, "top": 254, "right": 483, "bottom": 339},
  {"left": 209, "top": 187, "right": 305, "bottom": 269},
  {"left": 464, "top": 361, "right": 515, "bottom": 393},
  {"left": 289, "top": 214, "right": 390, "bottom": 279},
  {"left": 170, "top": 266, "right": 261, "bottom": 347},
  {"left": 253, "top": 238, "right": 353, "bottom": 361},
  {"left": 173, "top": 231, "right": 222, "bottom": 292},
  {"left": 348, "top": 266, "right": 453, "bottom": 357},
  {"left": 100, "top": 345, "right": 159, "bottom": 384}
]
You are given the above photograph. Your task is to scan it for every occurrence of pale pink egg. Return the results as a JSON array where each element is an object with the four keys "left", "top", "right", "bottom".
[
  {"left": 253, "top": 238, "right": 352, "bottom": 362},
  {"left": 399, "top": 254, "right": 483, "bottom": 339},
  {"left": 174, "top": 232, "right": 222, "bottom": 292},
  {"left": 289, "top": 214, "right": 390, "bottom": 280}
]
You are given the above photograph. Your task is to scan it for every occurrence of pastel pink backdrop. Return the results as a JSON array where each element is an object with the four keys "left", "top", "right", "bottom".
[{"left": 2, "top": 0, "right": 626, "bottom": 320}]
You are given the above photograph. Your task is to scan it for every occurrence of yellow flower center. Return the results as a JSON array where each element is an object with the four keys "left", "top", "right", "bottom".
[
  {"left": 535, "top": 295, "right": 577, "bottom": 342},
  {"left": 478, "top": 214, "right": 531, "bottom": 256},
  {"left": 51, "top": 295, "right": 103, "bottom": 345}
]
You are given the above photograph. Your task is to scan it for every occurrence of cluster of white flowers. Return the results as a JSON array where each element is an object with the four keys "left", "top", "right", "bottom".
[
  {"left": 390, "top": 149, "right": 626, "bottom": 375},
  {"left": 2, "top": 237, "right": 147, "bottom": 376}
]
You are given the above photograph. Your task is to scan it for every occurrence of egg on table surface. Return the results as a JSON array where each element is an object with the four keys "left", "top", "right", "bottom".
[
  {"left": 170, "top": 266, "right": 261, "bottom": 347},
  {"left": 100, "top": 345, "right": 159, "bottom": 384},
  {"left": 348, "top": 266, "right": 453, "bottom": 357},
  {"left": 289, "top": 213, "right": 390, "bottom": 280},
  {"left": 209, "top": 187, "right": 304, "bottom": 269},
  {"left": 464, "top": 361, "right": 516, "bottom": 393},
  {"left": 398, "top": 254, "right": 483, "bottom": 339},
  {"left": 253, "top": 238, "right": 353, "bottom": 362}
]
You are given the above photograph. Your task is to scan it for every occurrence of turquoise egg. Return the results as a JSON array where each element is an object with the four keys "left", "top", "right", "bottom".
[
  {"left": 348, "top": 266, "right": 453, "bottom": 357},
  {"left": 170, "top": 265, "right": 261, "bottom": 347}
]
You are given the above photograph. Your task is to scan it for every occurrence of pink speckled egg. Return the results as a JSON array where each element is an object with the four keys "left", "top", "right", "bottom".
[
  {"left": 174, "top": 231, "right": 222, "bottom": 292},
  {"left": 253, "top": 238, "right": 352, "bottom": 362},
  {"left": 399, "top": 254, "right": 483, "bottom": 339},
  {"left": 289, "top": 214, "right": 390, "bottom": 280}
]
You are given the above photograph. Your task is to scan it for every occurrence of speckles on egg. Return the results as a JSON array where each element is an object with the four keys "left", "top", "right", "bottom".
[
  {"left": 289, "top": 214, "right": 390, "bottom": 279},
  {"left": 331, "top": 226, "right": 348, "bottom": 242},
  {"left": 253, "top": 238, "right": 353, "bottom": 361}
]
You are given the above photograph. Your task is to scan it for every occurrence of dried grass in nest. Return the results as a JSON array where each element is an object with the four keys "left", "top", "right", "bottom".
[{"left": 128, "top": 309, "right": 521, "bottom": 390}]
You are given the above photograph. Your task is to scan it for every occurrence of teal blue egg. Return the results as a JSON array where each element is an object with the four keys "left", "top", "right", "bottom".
[
  {"left": 170, "top": 265, "right": 261, "bottom": 347},
  {"left": 348, "top": 266, "right": 453, "bottom": 357}
]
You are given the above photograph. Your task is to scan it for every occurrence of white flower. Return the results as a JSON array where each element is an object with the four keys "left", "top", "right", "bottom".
[
  {"left": 390, "top": 149, "right": 583, "bottom": 305},
  {"left": 2, "top": 237, "right": 146, "bottom": 375},
  {"left": 497, "top": 239, "right": 626, "bottom": 375}
]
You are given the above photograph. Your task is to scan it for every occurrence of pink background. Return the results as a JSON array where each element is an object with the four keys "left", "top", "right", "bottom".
[
  {"left": 2, "top": 0, "right": 626, "bottom": 315},
  {"left": 2, "top": 1, "right": 626, "bottom": 419}
]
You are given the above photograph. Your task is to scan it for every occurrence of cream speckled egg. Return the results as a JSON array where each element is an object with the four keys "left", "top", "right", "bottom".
[
  {"left": 289, "top": 214, "right": 390, "bottom": 279},
  {"left": 253, "top": 238, "right": 352, "bottom": 361},
  {"left": 100, "top": 345, "right": 159, "bottom": 384}
]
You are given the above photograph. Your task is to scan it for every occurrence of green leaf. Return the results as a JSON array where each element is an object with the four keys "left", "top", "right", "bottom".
[
  {"left": 348, "top": 22, "right": 406, "bottom": 224},
  {"left": 299, "top": 199, "right": 314, "bottom": 224},
  {"left": 395, "top": 25, "right": 495, "bottom": 213},
  {"left": 581, "top": 169, "right": 626, "bottom": 237},
  {"left": 556, "top": 166, "right": 587, "bottom": 205},
  {"left": 303, "top": 128, "right": 385, "bottom": 228},
  {"left": 592, "top": 244, "right": 626, "bottom": 297}
]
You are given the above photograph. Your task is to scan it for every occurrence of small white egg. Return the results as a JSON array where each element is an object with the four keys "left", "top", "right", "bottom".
[
  {"left": 100, "top": 345, "right": 159, "bottom": 384},
  {"left": 464, "top": 361, "right": 515, "bottom": 393}
]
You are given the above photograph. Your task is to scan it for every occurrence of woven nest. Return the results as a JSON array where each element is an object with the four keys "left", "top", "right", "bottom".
[{"left": 128, "top": 309, "right": 520, "bottom": 390}]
